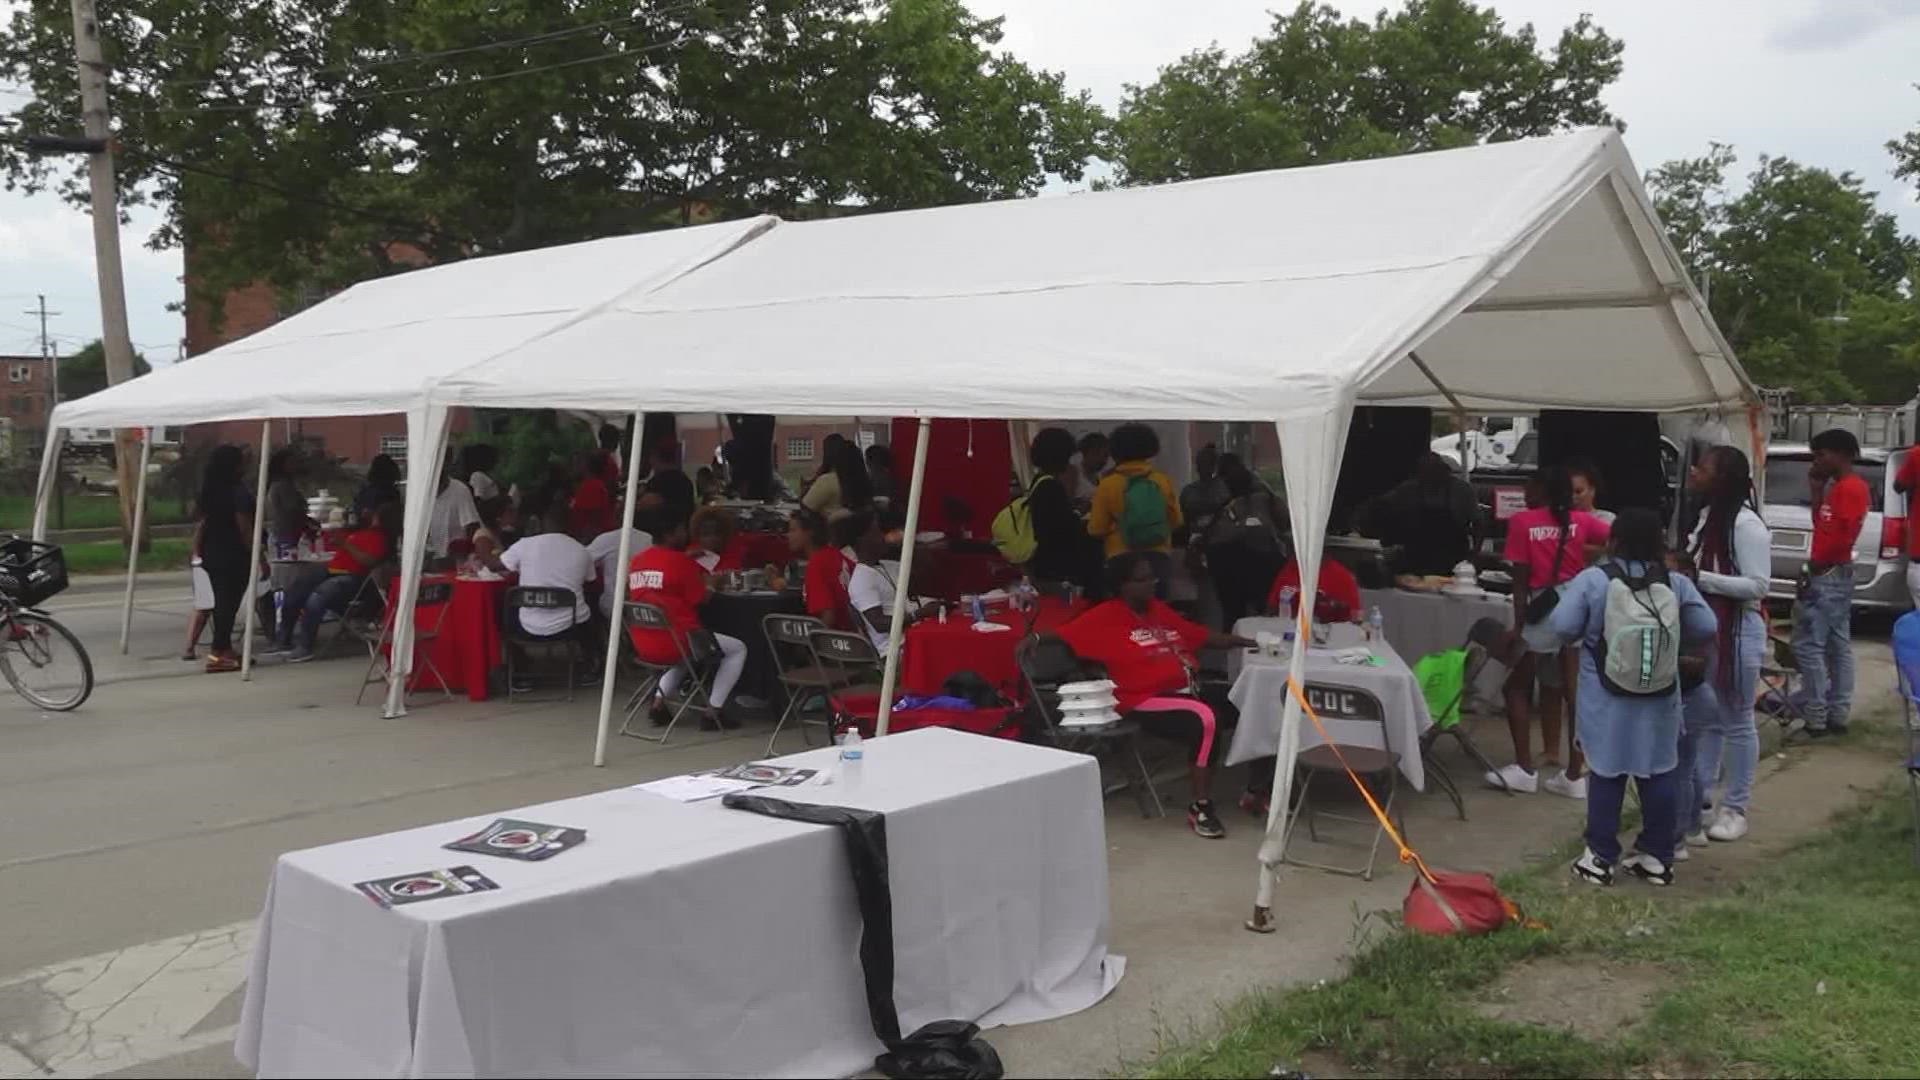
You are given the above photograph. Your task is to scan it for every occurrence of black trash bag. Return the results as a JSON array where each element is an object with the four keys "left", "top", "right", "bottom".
[
  {"left": 721, "top": 794, "right": 1003, "bottom": 1080},
  {"left": 876, "top": 1019, "right": 1003, "bottom": 1080},
  {"left": 941, "top": 671, "right": 1009, "bottom": 709}
]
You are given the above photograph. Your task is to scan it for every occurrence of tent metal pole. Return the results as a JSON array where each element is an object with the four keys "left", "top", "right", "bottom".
[
  {"left": 240, "top": 420, "right": 271, "bottom": 682},
  {"left": 386, "top": 412, "right": 453, "bottom": 719},
  {"left": 592, "top": 411, "right": 646, "bottom": 767},
  {"left": 117, "top": 428, "right": 153, "bottom": 654},
  {"left": 873, "top": 417, "right": 933, "bottom": 738},
  {"left": 31, "top": 428, "right": 65, "bottom": 542}
]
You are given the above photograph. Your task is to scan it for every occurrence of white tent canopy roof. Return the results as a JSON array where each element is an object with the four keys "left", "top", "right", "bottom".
[
  {"left": 48, "top": 216, "right": 774, "bottom": 430},
  {"left": 428, "top": 127, "right": 1751, "bottom": 421}
]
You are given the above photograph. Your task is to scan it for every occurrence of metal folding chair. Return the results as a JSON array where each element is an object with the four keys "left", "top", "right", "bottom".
[
  {"left": 1419, "top": 616, "right": 1513, "bottom": 816},
  {"left": 619, "top": 601, "right": 724, "bottom": 744},
  {"left": 762, "top": 613, "right": 864, "bottom": 755},
  {"left": 356, "top": 579, "right": 455, "bottom": 707},
  {"left": 321, "top": 562, "right": 395, "bottom": 660},
  {"left": 807, "top": 629, "right": 886, "bottom": 734},
  {"left": 1016, "top": 636, "right": 1164, "bottom": 818},
  {"left": 1283, "top": 704, "right": 1404, "bottom": 881},
  {"left": 1758, "top": 620, "right": 1805, "bottom": 729},
  {"left": 504, "top": 586, "right": 583, "bottom": 702}
]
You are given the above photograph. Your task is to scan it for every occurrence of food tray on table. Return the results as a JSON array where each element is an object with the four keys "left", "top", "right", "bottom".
[{"left": 0, "top": 537, "right": 68, "bottom": 606}]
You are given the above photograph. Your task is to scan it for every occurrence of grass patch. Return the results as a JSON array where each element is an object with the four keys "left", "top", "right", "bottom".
[
  {"left": 60, "top": 538, "right": 193, "bottom": 576},
  {"left": 1145, "top": 782, "right": 1920, "bottom": 1079},
  {"left": 0, "top": 494, "right": 190, "bottom": 532}
]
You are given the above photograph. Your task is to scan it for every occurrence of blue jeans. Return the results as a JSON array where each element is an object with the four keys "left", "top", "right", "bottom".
[
  {"left": 289, "top": 574, "right": 365, "bottom": 648},
  {"left": 1587, "top": 767, "right": 1678, "bottom": 865},
  {"left": 1791, "top": 568, "right": 1855, "bottom": 731},
  {"left": 1675, "top": 684, "right": 1713, "bottom": 845},
  {"left": 1696, "top": 609, "right": 1764, "bottom": 813}
]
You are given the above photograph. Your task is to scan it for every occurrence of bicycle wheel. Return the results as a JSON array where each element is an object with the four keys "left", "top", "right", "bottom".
[{"left": 0, "top": 611, "right": 94, "bottom": 711}]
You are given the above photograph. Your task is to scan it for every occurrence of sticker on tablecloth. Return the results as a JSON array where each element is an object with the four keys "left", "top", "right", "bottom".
[
  {"left": 355, "top": 865, "right": 501, "bottom": 908},
  {"left": 709, "top": 762, "right": 820, "bottom": 787},
  {"left": 444, "top": 819, "right": 587, "bottom": 862}
]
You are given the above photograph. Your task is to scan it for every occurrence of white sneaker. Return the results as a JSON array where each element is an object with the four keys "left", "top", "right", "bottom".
[
  {"left": 1571, "top": 847, "right": 1614, "bottom": 886},
  {"left": 1484, "top": 763, "right": 1538, "bottom": 793},
  {"left": 1707, "top": 809, "right": 1749, "bottom": 842},
  {"left": 1671, "top": 845, "right": 1690, "bottom": 862},
  {"left": 1620, "top": 852, "right": 1674, "bottom": 886},
  {"left": 1543, "top": 770, "right": 1588, "bottom": 800},
  {"left": 1685, "top": 829, "right": 1710, "bottom": 848}
]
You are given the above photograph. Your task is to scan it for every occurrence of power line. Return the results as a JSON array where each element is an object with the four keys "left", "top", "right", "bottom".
[{"left": 124, "top": 28, "right": 719, "bottom": 116}]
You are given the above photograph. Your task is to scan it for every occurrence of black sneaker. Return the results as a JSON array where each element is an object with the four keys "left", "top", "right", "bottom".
[
  {"left": 1571, "top": 847, "right": 1614, "bottom": 886},
  {"left": 1620, "top": 852, "right": 1674, "bottom": 887},
  {"left": 1188, "top": 800, "right": 1226, "bottom": 839}
]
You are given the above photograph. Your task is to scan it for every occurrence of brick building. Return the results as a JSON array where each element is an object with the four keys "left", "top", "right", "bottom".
[{"left": 0, "top": 353, "right": 56, "bottom": 458}]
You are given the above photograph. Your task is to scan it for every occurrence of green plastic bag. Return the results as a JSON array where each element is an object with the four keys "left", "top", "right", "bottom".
[{"left": 1415, "top": 648, "right": 1468, "bottom": 731}]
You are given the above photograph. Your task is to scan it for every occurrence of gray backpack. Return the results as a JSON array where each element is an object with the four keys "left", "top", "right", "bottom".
[{"left": 1593, "top": 564, "right": 1681, "bottom": 697}]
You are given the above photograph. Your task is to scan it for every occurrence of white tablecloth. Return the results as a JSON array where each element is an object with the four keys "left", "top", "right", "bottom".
[
  {"left": 1225, "top": 618, "right": 1432, "bottom": 791},
  {"left": 235, "top": 728, "right": 1123, "bottom": 1078},
  {"left": 1358, "top": 587, "right": 1511, "bottom": 665}
]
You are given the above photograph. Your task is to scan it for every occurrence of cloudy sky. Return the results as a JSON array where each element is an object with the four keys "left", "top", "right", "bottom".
[{"left": 0, "top": 0, "right": 1915, "bottom": 365}]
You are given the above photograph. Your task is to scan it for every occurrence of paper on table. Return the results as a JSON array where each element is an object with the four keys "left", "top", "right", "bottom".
[
  {"left": 634, "top": 774, "right": 761, "bottom": 803},
  {"left": 971, "top": 622, "right": 1013, "bottom": 634}
]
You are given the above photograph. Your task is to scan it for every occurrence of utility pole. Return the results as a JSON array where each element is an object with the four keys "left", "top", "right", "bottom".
[{"left": 67, "top": 0, "right": 142, "bottom": 546}]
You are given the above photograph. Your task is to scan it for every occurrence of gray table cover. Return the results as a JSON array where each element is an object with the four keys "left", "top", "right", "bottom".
[{"left": 235, "top": 728, "right": 1123, "bottom": 1078}]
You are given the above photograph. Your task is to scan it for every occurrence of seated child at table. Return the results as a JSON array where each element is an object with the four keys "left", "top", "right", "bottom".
[
  {"left": 843, "top": 510, "right": 941, "bottom": 652},
  {"left": 627, "top": 512, "right": 748, "bottom": 730},
  {"left": 1267, "top": 553, "right": 1363, "bottom": 623},
  {"left": 689, "top": 505, "right": 747, "bottom": 574},
  {"left": 788, "top": 508, "right": 851, "bottom": 630},
  {"left": 284, "top": 501, "right": 398, "bottom": 661},
  {"left": 1046, "top": 551, "right": 1262, "bottom": 840}
]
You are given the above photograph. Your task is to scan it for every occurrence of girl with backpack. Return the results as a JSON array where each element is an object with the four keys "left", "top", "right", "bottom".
[
  {"left": 1551, "top": 508, "right": 1717, "bottom": 887},
  {"left": 1678, "top": 445, "right": 1771, "bottom": 845},
  {"left": 1088, "top": 423, "right": 1182, "bottom": 600}
]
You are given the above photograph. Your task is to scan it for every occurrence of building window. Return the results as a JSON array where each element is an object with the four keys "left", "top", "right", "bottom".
[
  {"left": 785, "top": 436, "right": 815, "bottom": 462},
  {"left": 379, "top": 435, "right": 408, "bottom": 460},
  {"left": 8, "top": 365, "right": 30, "bottom": 383}
]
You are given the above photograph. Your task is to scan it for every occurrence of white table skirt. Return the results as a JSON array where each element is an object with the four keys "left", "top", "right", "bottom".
[
  {"left": 235, "top": 728, "right": 1123, "bottom": 1078},
  {"left": 1225, "top": 619, "right": 1432, "bottom": 791},
  {"left": 1358, "top": 587, "right": 1511, "bottom": 665}
]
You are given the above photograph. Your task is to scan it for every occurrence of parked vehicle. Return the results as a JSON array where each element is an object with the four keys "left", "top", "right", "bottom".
[{"left": 1762, "top": 444, "right": 1912, "bottom": 612}]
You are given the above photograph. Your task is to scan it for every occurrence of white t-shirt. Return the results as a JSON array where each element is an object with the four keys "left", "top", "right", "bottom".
[
  {"left": 846, "top": 561, "right": 899, "bottom": 651},
  {"left": 586, "top": 527, "right": 653, "bottom": 617},
  {"left": 469, "top": 470, "right": 500, "bottom": 500},
  {"left": 500, "top": 533, "right": 593, "bottom": 636},
  {"left": 427, "top": 478, "right": 481, "bottom": 556}
]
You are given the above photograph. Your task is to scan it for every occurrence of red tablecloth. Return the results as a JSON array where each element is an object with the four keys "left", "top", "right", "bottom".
[
  {"left": 394, "top": 575, "right": 508, "bottom": 701},
  {"left": 899, "top": 597, "right": 1087, "bottom": 696},
  {"left": 732, "top": 532, "right": 792, "bottom": 572},
  {"left": 910, "top": 548, "right": 1019, "bottom": 602}
]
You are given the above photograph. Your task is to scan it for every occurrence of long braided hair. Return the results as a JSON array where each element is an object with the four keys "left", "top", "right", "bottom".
[
  {"left": 1690, "top": 446, "right": 1758, "bottom": 575},
  {"left": 1541, "top": 465, "right": 1574, "bottom": 578}
]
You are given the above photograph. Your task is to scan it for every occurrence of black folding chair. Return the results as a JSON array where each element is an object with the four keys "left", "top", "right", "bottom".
[
  {"left": 504, "top": 586, "right": 584, "bottom": 702},
  {"left": 762, "top": 613, "right": 868, "bottom": 755},
  {"left": 321, "top": 562, "right": 396, "bottom": 660},
  {"left": 1418, "top": 616, "right": 1512, "bottom": 815},
  {"left": 806, "top": 629, "right": 887, "bottom": 734},
  {"left": 1016, "top": 636, "right": 1164, "bottom": 818},
  {"left": 619, "top": 601, "right": 725, "bottom": 744},
  {"left": 1284, "top": 704, "right": 1404, "bottom": 881},
  {"left": 357, "top": 579, "right": 455, "bottom": 707}
]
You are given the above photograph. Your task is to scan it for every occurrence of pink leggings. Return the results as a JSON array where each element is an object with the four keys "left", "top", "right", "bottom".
[{"left": 1131, "top": 696, "right": 1219, "bottom": 767}]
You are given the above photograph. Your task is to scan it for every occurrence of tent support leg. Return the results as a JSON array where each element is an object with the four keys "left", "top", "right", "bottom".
[
  {"left": 241, "top": 420, "right": 271, "bottom": 682},
  {"left": 118, "top": 428, "right": 152, "bottom": 654},
  {"left": 592, "top": 411, "right": 646, "bottom": 767},
  {"left": 31, "top": 428, "right": 65, "bottom": 542},
  {"left": 873, "top": 417, "right": 933, "bottom": 738},
  {"left": 386, "top": 412, "right": 453, "bottom": 719}
]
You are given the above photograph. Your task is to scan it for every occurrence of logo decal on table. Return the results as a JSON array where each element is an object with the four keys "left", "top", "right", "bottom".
[{"left": 1302, "top": 683, "right": 1383, "bottom": 721}]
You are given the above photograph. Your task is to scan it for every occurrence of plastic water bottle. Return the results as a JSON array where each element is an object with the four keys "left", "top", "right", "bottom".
[
  {"left": 1278, "top": 586, "right": 1298, "bottom": 618},
  {"left": 839, "top": 729, "right": 865, "bottom": 784},
  {"left": 1367, "top": 605, "right": 1385, "bottom": 647},
  {"left": 970, "top": 594, "right": 987, "bottom": 625}
]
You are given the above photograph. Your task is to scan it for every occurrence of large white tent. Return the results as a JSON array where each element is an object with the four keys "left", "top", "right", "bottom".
[{"left": 43, "top": 126, "right": 1758, "bottom": 923}]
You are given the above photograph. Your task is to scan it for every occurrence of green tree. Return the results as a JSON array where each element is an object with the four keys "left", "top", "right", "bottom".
[
  {"left": 1109, "top": 0, "right": 1623, "bottom": 184},
  {"left": 1, "top": 0, "right": 1104, "bottom": 327},
  {"left": 56, "top": 339, "right": 149, "bottom": 401},
  {"left": 1647, "top": 149, "right": 1920, "bottom": 402},
  {"left": 1891, "top": 84, "right": 1920, "bottom": 196}
]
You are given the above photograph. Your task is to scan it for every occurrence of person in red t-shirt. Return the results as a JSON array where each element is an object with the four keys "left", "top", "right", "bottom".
[
  {"left": 1049, "top": 551, "right": 1258, "bottom": 839},
  {"left": 568, "top": 451, "right": 619, "bottom": 541},
  {"left": 283, "top": 501, "right": 397, "bottom": 661},
  {"left": 627, "top": 513, "right": 748, "bottom": 730},
  {"left": 1795, "top": 429, "right": 1868, "bottom": 735},
  {"left": 688, "top": 506, "right": 746, "bottom": 574},
  {"left": 1894, "top": 443, "right": 1920, "bottom": 608},
  {"left": 1267, "top": 556, "right": 1363, "bottom": 623},
  {"left": 787, "top": 508, "right": 850, "bottom": 629}
]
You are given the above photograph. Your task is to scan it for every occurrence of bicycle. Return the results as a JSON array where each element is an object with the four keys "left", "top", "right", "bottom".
[{"left": 0, "top": 537, "right": 93, "bottom": 712}]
